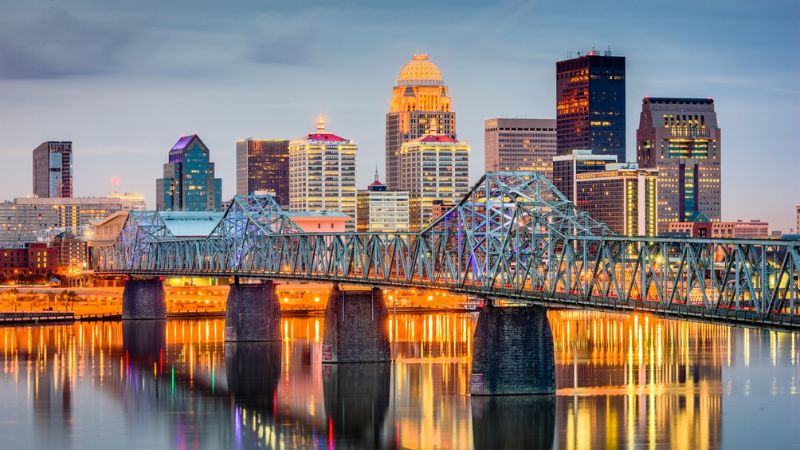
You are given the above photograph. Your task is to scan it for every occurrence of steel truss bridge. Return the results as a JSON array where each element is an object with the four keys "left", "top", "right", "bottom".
[{"left": 93, "top": 172, "right": 800, "bottom": 330}]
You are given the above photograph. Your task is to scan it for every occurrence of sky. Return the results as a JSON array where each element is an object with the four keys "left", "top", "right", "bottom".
[{"left": 0, "top": 0, "right": 798, "bottom": 230}]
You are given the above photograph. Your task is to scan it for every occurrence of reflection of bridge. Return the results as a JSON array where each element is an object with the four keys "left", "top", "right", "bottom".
[{"left": 93, "top": 172, "right": 800, "bottom": 394}]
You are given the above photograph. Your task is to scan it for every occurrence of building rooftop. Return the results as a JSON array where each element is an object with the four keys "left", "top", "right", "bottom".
[
  {"left": 643, "top": 97, "right": 714, "bottom": 105},
  {"left": 398, "top": 54, "right": 443, "bottom": 86},
  {"left": 171, "top": 134, "right": 199, "bottom": 151}
]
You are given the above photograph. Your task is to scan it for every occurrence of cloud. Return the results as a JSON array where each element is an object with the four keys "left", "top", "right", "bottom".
[{"left": 0, "top": 7, "right": 134, "bottom": 79}]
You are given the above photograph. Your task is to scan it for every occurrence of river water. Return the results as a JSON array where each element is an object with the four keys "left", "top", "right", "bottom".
[{"left": 0, "top": 311, "right": 797, "bottom": 449}]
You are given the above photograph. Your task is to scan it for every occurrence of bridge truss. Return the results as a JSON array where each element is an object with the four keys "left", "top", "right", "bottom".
[{"left": 94, "top": 173, "right": 800, "bottom": 329}]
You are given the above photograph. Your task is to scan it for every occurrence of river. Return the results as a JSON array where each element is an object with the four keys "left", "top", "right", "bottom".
[{"left": 0, "top": 311, "right": 797, "bottom": 449}]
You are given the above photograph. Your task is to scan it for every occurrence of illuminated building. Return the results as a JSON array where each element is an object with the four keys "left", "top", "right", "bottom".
[
  {"left": 357, "top": 172, "right": 410, "bottom": 233},
  {"left": 235, "top": 139, "right": 290, "bottom": 206},
  {"left": 399, "top": 131, "right": 469, "bottom": 231},
  {"left": 0, "top": 196, "right": 145, "bottom": 247},
  {"left": 156, "top": 134, "right": 223, "bottom": 212},
  {"left": 576, "top": 163, "right": 658, "bottom": 236},
  {"left": 0, "top": 243, "right": 55, "bottom": 279},
  {"left": 556, "top": 50, "right": 626, "bottom": 162},
  {"left": 484, "top": 118, "right": 556, "bottom": 180},
  {"left": 51, "top": 232, "right": 89, "bottom": 274},
  {"left": 289, "top": 118, "right": 357, "bottom": 231},
  {"left": 33, "top": 141, "right": 72, "bottom": 198},
  {"left": 107, "top": 191, "right": 146, "bottom": 210},
  {"left": 552, "top": 150, "right": 617, "bottom": 203},
  {"left": 637, "top": 97, "right": 721, "bottom": 232},
  {"left": 386, "top": 54, "right": 455, "bottom": 191},
  {"left": 668, "top": 220, "right": 769, "bottom": 239}
]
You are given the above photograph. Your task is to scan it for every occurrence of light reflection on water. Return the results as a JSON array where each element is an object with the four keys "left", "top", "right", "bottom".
[{"left": 0, "top": 311, "right": 797, "bottom": 449}]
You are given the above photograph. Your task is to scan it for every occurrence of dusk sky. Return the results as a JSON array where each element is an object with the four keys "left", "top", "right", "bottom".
[{"left": 0, "top": 0, "right": 797, "bottom": 229}]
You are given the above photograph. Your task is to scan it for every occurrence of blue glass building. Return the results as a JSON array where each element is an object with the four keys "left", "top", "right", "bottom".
[{"left": 156, "top": 135, "right": 222, "bottom": 211}]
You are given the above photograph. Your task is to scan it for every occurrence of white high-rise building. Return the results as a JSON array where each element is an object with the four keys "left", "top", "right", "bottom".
[
  {"left": 289, "top": 119, "right": 357, "bottom": 231},
  {"left": 399, "top": 128, "right": 469, "bottom": 231}
]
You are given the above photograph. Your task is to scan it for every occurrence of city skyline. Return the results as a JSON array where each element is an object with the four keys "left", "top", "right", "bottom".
[{"left": 0, "top": 1, "right": 797, "bottom": 230}]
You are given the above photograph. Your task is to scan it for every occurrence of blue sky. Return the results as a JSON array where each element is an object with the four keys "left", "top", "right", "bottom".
[{"left": 0, "top": 0, "right": 798, "bottom": 229}]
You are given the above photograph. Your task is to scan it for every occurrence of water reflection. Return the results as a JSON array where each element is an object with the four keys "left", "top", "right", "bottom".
[{"left": 0, "top": 311, "right": 796, "bottom": 449}]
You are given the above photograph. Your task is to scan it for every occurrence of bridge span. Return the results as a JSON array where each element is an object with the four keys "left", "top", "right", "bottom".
[{"left": 92, "top": 172, "right": 800, "bottom": 394}]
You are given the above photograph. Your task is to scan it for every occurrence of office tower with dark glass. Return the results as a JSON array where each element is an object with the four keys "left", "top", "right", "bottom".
[
  {"left": 236, "top": 139, "right": 290, "bottom": 205},
  {"left": 484, "top": 118, "right": 556, "bottom": 181},
  {"left": 386, "top": 54, "right": 455, "bottom": 191},
  {"left": 32, "top": 141, "right": 72, "bottom": 198},
  {"left": 636, "top": 97, "right": 721, "bottom": 232},
  {"left": 156, "top": 134, "right": 222, "bottom": 212},
  {"left": 556, "top": 50, "right": 626, "bottom": 162}
]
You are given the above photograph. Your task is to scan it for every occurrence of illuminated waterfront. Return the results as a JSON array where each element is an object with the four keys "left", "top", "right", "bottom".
[{"left": 0, "top": 311, "right": 797, "bottom": 449}]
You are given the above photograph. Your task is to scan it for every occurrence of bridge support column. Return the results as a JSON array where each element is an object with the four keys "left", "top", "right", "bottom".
[
  {"left": 122, "top": 278, "right": 166, "bottom": 320},
  {"left": 470, "top": 303, "right": 555, "bottom": 395},
  {"left": 322, "top": 285, "right": 390, "bottom": 363},
  {"left": 225, "top": 280, "right": 281, "bottom": 342}
]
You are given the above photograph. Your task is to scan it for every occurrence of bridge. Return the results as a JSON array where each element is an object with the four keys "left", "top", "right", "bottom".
[{"left": 93, "top": 172, "right": 800, "bottom": 394}]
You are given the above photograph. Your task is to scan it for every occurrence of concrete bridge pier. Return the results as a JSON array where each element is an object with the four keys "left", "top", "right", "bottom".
[
  {"left": 322, "top": 285, "right": 390, "bottom": 363},
  {"left": 225, "top": 280, "right": 281, "bottom": 342},
  {"left": 470, "top": 302, "right": 555, "bottom": 395},
  {"left": 122, "top": 277, "right": 166, "bottom": 320}
]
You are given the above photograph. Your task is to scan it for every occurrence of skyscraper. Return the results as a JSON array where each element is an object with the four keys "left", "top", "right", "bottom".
[
  {"left": 289, "top": 119, "right": 357, "bottom": 231},
  {"left": 484, "top": 118, "right": 556, "bottom": 180},
  {"left": 576, "top": 163, "right": 658, "bottom": 236},
  {"left": 156, "top": 135, "right": 222, "bottom": 212},
  {"left": 556, "top": 50, "right": 626, "bottom": 162},
  {"left": 552, "top": 150, "right": 617, "bottom": 203},
  {"left": 235, "top": 139, "right": 290, "bottom": 205},
  {"left": 32, "top": 141, "right": 72, "bottom": 198},
  {"left": 636, "top": 97, "right": 721, "bottom": 232},
  {"left": 399, "top": 130, "right": 470, "bottom": 231},
  {"left": 386, "top": 54, "right": 455, "bottom": 191}
]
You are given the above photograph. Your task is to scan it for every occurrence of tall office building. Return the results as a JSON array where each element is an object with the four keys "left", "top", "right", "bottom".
[
  {"left": 553, "top": 150, "right": 617, "bottom": 203},
  {"left": 357, "top": 172, "right": 410, "bottom": 233},
  {"left": 156, "top": 135, "right": 222, "bottom": 212},
  {"left": 636, "top": 97, "right": 721, "bottom": 232},
  {"left": 576, "top": 163, "right": 658, "bottom": 236},
  {"left": 32, "top": 141, "right": 72, "bottom": 198},
  {"left": 484, "top": 118, "right": 557, "bottom": 180},
  {"left": 289, "top": 119, "right": 357, "bottom": 231},
  {"left": 556, "top": 50, "right": 626, "bottom": 162},
  {"left": 399, "top": 131, "right": 470, "bottom": 231},
  {"left": 386, "top": 54, "right": 455, "bottom": 191},
  {"left": 236, "top": 139, "right": 290, "bottom": 205}
]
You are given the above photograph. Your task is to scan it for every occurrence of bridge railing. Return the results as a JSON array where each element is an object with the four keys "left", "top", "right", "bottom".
[{"left": 93, "top": 231, "right": 800, "bottom": 327}]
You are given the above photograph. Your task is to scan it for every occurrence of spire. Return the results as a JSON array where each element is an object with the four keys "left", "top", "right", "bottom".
[
  {"left": 316, "top": 116, "right": 326, "bottom": 132},
  {"left": 374, "top": 165, "right": 380, "bottom": 183}
]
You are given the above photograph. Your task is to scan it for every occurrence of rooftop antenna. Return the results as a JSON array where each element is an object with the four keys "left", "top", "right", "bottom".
[
  {"left": 374, "top": 165, "right": 380, "bottom": 183},
  {"left": 605, "top": 45, "right": 612, "bottom": 57}
]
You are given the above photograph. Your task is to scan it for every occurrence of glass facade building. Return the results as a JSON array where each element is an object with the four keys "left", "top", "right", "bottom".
[
  {"left": 156, "top": 135, "right": 222, "bottom": 212},
  {"left": 552, "top": 150, "right": 617, "bottom": 203},
  {"left": 386, "top": 54, "right": 456, "bottom": 191},
  {"left": 236, "top": 139, "right": 290, "bottom": 206},
  {"left": 357, "top": 176, "right": 410, "bottom": 233},
  {"left": 32, "top": 141, "right": 72, "bottom": 198},
  {"left": 636, "top": 98, "right": 721, "bottom": 232},
  {"left": 556, "top": 51, "right": 626, "bottom": 162}
]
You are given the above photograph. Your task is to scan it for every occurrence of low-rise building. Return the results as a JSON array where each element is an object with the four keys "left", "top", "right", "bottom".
[
  {"left": 0, "top": 243, "right": 55, "bottom": 280},
  {"left": 357, "top": 176, "right": 409, "bottom": 233}
]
